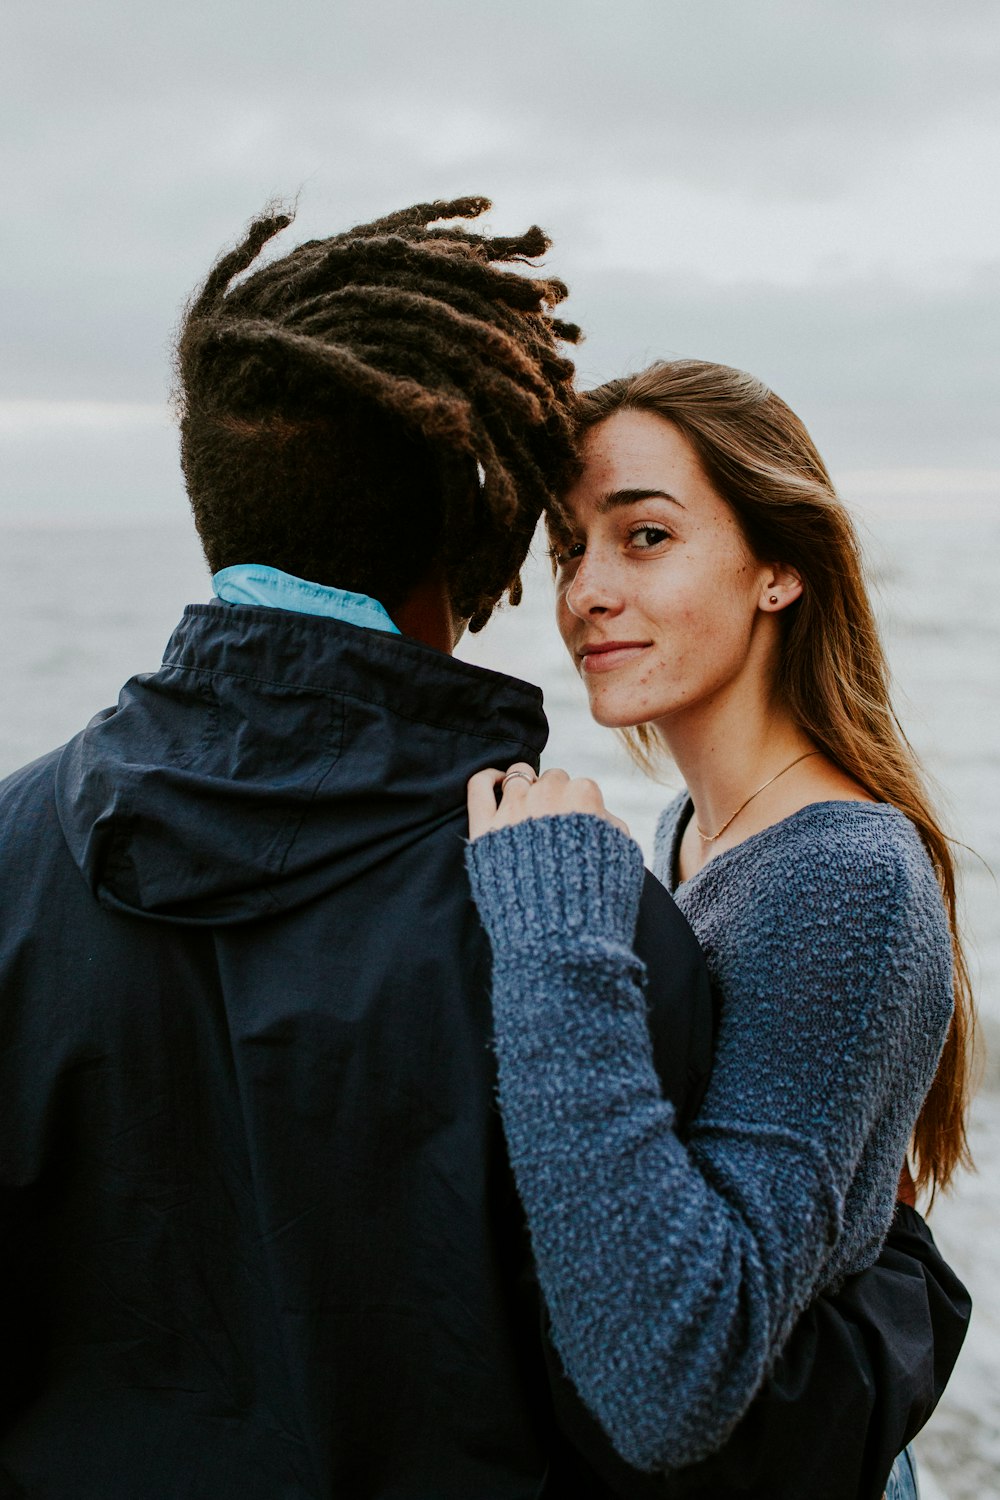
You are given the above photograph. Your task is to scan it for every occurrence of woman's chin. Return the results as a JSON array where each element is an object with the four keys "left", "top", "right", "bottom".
[{"left": 584, "top": 693, "right": 648, "bottom": 731}]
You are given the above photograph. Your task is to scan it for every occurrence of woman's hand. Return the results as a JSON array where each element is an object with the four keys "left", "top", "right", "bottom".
[{"left": 467, "top": 763, "right": 630, "bottom": 841}]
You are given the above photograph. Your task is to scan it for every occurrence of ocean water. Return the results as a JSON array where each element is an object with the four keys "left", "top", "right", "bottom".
[{"left": 0, "top": 478, "right": 997, "bottom": 1496}]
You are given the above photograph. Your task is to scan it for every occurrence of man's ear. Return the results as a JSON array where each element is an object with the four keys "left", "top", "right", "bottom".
[{"left": 758, "top": 563, "right": 803, "bottom": 613}]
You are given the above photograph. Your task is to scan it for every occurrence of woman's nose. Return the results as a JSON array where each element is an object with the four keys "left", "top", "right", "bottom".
[{"left": 563, "top": 554, "right": 623, "bottom": 620}]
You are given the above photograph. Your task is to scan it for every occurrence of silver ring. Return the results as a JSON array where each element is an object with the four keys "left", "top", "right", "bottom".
[{"left": 501, "top": 769, "right": 536, "bottom": 789}]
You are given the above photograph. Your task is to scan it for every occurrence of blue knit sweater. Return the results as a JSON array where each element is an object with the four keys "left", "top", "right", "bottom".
[{"left": 464, "top": 798, "right": 954, "bottom": 1473}]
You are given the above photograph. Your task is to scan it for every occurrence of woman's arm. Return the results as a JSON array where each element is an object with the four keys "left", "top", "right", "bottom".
[
  {"left": 545, "top": 1204, "right": 971, "bottom": 1500},
  {"left": 659, "top": 1204, "right": 970, "bottom": 1499},
  {"left": 465, "top": 805, "right": 948, "bottom": 1472},
  {"left": 547, "top": 863, "right": 969, "bottom": 1500}
]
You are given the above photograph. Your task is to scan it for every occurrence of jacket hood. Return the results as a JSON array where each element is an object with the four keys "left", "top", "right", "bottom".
[{"left": 55, "top": 605, "right": 548, "bottom": 925}]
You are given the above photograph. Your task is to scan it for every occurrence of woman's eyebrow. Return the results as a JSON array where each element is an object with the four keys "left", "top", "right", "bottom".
[{"left": 597, "top": 487, "right": 685, "bottom": 513}]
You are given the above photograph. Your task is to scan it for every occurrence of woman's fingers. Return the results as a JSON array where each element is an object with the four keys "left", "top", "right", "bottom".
[
  {"left": 467, "top": 767, "right": 506, "bottom": 839},
  {"left": 499, "top": 762, "right": 539, "bottom": 796},
  {"left": 467, "top": 762, "right": 540, "bottom": 840},
  {"left": 467, "top": 764, "right": 630, "bottom": 840}
]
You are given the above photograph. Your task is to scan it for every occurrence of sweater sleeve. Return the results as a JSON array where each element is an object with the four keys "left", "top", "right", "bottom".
[{"left": 464, "top": 810, "right": 939, "bottom": 1474}]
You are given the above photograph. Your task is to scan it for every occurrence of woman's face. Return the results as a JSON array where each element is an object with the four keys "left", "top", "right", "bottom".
[{"left": 554, "top": 409, "right": 789, "bottom": 732}]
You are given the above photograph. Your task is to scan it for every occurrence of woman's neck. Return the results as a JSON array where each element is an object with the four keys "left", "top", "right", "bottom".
[
  {"left": 658, "top": 681, "right": 818, "bottom": 879},
  {"left": 664, "top": 672, "right": 798, "bottom": 805},
  {"left": 661, "top": 682, "right": 873, "bottom": 882}
]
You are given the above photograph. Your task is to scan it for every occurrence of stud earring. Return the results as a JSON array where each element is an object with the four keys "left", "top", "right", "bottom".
[{"left": 769, "top": 594, "right": 779, "bottom": 605}]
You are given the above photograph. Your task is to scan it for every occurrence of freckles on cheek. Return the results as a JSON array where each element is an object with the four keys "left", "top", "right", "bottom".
[
  {"left": 631, "top": 661, "right": 658, "bottom": 715},
  {"left": 669, "top": 579, "right": 708, "bottom": 634}
]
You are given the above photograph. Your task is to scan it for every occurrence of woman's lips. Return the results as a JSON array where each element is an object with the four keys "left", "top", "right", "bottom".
[{"left": 579, "top": 643, "right": 651, "bottom": 673}]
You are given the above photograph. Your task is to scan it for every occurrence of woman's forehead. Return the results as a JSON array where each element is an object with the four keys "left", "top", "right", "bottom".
[
  {"left": 568, "top": 411, "right": 719, "bottom": 518},
  {"left": 580, "top": 411, "right": 701, "bottom": 483}
]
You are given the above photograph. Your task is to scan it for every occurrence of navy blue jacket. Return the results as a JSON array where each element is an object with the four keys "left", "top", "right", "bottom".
[{"left": 0, "top": 606, "right": 969, "bottom": 1498}]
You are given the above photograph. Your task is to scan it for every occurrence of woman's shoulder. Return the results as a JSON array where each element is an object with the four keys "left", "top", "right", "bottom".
[
  {"left": 756, "top": 800, "right": 933, "bottom": 883},
  {"left": 655, "top": 795, "right": 945, "bottom": 929},
  {"left": 692, "top": 804, "right": 952, "bottom": 1038},
  {"left": 670, "top": 797, "right": 940, "bottom": 918},
  {"left": 714, "top": 801, "right": 948, "bottom": 951}
]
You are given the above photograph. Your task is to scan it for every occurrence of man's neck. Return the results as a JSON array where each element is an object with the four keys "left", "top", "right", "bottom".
[
  {"left": 391, "top": 571, "right": 463, "bottom": 654},
  {"left": 212, "top": 563, "right": 464, "bottom": 654}
]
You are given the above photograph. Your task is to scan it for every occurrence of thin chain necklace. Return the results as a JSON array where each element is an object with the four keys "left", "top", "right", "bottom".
[{"left": 696, "top": 751, "right": 822, "bottom": 843}]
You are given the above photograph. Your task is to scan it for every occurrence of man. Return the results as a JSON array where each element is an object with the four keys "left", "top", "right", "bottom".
[{"left": 0, "top": 197, "right": 967, "bottom": 1497}]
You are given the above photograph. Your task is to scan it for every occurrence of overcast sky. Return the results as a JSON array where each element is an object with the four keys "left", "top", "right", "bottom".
[{"left": 3, "top": 0, "right": 998, "bottom": 517}]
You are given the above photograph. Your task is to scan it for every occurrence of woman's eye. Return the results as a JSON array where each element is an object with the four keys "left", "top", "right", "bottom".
[
  {"left": 548, "top": 540, "right": 585, "bottom": 566},
  {"left": 629, "top": 525, "right": 671, "bottom": 550}
]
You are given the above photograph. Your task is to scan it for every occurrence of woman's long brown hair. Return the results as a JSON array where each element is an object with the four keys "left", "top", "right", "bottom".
[{"left": 576, "top": 359, "right": 977, "bottom": 1198}]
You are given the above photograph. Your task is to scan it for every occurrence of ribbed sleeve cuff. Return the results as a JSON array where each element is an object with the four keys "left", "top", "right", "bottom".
[{"left": 465, "top": 812, "right": 645, "bottom": 952}]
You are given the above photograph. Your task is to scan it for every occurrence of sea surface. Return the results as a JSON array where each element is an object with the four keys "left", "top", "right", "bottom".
[{"left": 1, "top": 477, "right": 997, "bottom": 1497}]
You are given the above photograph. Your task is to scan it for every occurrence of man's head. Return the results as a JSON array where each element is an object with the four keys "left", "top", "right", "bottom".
[{"left": 175, "top": 196, "right": 581, "bottom": 632}]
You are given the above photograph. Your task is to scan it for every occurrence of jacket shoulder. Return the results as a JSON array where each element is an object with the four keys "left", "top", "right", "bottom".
[{"left": 0, "top": 746, "right": 64, "bottom": 851}]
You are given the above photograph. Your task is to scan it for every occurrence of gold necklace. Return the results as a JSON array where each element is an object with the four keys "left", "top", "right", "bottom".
[{"left": 696, "top": 751, "right": 822, "bottom": 843}]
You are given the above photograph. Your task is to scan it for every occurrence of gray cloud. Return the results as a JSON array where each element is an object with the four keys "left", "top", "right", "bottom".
[
  {"left": 1, "top": 0, "right": 998, "bottom": 507},
  {"left": 7, "top": 0, "right": 997, "bottom": 199},
  {"left": 568, "top": 261, "right": 1000, "bottom": 466}
]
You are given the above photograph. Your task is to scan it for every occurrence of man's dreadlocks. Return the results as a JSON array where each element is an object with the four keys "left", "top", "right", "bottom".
[{"left": 176, "top": 196, "right": 581, "bottom": 630}]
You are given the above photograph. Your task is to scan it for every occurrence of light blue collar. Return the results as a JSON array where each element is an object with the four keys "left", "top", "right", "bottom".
[{"left": 212, "top": 564, "right": 400, "bottom": 635}]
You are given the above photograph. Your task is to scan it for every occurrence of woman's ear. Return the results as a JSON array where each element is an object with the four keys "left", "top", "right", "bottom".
[{"left": 759, "top": 563, "right": 803, "bottom": 613}]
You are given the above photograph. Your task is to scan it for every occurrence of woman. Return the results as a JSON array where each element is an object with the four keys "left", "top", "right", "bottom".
[{"left": 465, "top": 361, "right": 975, "bottom": 1495}]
